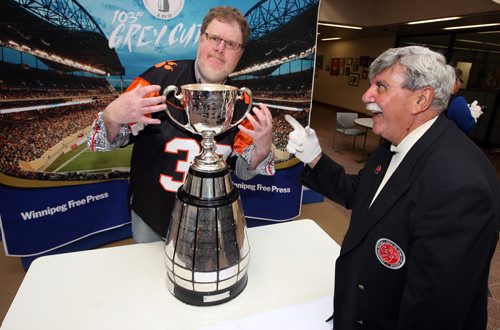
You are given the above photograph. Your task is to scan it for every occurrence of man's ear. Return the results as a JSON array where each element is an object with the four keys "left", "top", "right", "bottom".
[{"left": 412, "top": 87, "right": 434, "bottom": 114}]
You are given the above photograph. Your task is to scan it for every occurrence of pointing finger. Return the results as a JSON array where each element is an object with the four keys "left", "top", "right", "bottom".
[{"left": 284, "top": 114, "right": 304, "bottom": 131}]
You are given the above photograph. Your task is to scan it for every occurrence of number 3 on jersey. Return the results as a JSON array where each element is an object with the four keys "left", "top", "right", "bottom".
[{"left": 159, "top": 137, "right": 232, "bottom": 192}]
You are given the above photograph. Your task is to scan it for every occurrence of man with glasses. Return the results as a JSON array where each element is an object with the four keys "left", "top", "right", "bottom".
[{"left": 88, "top": 6, "right": 275, "bottom": 243}]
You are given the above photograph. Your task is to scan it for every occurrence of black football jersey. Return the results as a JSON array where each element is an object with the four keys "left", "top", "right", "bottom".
[{"left": 125, "top": 60, "right": 252, "bottom": 237}]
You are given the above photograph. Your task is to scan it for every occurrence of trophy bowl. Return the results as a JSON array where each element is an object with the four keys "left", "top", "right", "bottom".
[
  {"left": 163, "top": 83, "right": 252, "bottom": 136},
  {"left": 163, "top": 83, "right": 253, "bottom": 172}
]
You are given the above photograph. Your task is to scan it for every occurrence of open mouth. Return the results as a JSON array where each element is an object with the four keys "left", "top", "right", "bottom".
[{"left": 366, "top": 103, "right": 383, "bottom": 115}]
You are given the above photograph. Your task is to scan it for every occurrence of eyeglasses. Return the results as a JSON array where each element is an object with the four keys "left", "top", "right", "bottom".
[{"left": 203, "top": 32, "right": 243, "bottom": 51}]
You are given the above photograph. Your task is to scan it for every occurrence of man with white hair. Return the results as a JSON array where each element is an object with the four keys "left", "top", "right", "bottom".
[{"left": 286, "top": 46, "right": 499, "bottom": 329}]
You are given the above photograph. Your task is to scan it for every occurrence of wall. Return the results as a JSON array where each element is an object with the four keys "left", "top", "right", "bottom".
[
  {"left": 313, "top": 35, "right": 395, "bottom": 113},
  {"left": 314, "top": 0, "right": 500, "bottom": 113},
  {"left": 319, "top": 0, "right": 500, "bottom": 26}
]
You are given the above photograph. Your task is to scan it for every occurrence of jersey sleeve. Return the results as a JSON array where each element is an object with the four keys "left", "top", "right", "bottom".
[
  {"left": 87, "top": 111, "right": 130, "bottom": 151},
  {"left": 232, "top": 118, "right": 275, "bottom": 177},
  {"left": 87, "top": 76, "right": 156, "bottom": 151}
]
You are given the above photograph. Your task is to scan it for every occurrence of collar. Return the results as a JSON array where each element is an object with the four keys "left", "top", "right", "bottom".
[{"left": 391, "top": 116, "right": 438, "bottom": 156}]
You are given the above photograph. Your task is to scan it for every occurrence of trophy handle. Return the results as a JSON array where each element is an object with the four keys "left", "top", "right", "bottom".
[
  {"left": 162, "top": 85, "right": 197, "bottom": 135},
  {"left": 230, "top": 87, "right": 253, "bottom": 128}
]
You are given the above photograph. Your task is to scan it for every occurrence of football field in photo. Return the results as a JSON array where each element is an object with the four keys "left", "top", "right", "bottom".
[{"left": 45, "top": 144, "right": 133, "bottom": 174}]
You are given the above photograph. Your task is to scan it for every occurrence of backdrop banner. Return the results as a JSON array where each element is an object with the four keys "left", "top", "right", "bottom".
[
  {"left": 0, "top": 0, "right": 319, "bottom": 256},
  {"left": 0, "top": 180, "right": 130, "bottom": 256},
  {"left": 232, "top": 163, "right": 305, "bottom": 222}
]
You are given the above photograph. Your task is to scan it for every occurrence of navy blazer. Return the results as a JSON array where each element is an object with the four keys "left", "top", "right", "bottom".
[{"left": 302, "top": 114, "right": 499, "bottom": 330}]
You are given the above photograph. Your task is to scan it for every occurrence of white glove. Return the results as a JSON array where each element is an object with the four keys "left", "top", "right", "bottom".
[
  {"left": 285, "top": 115, "right": 322, "bottom": 164},
  {"left": 468, "top": 100, "right": 483, "bottom": 122}
]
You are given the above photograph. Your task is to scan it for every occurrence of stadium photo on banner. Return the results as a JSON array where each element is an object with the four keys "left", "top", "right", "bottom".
[{"left": 0, "top": 0, "right": 320, "bottom": 258}]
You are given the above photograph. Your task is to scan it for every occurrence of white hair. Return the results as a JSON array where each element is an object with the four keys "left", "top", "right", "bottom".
[{"left": 369, "top": 46, "right": 455, "bottom": 111}]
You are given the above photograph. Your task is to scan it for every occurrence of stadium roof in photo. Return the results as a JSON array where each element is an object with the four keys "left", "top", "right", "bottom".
[
  {"left": 234, "top": 0, "right": 319, "bottom": 77},
  {"left": 0, "top": 0, "right": 124, "bottom": 76}
]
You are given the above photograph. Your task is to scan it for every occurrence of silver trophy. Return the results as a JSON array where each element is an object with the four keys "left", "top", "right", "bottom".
[{"left": 162, "top": 83, "right": 253, "bottom": 306}]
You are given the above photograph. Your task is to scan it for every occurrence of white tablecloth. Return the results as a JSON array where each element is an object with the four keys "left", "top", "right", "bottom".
[{"left": 1, "top": 219, "right": 340, "bottom": 330}]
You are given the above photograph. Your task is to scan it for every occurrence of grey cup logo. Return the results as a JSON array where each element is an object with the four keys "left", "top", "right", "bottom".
[{"left": 143, "top": 0, "right": 184, "bottom": 20}]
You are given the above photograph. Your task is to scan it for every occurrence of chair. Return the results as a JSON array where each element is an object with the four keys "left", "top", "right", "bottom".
[{"left": 332, "top": 112, "right": 367, "bottom": 151}]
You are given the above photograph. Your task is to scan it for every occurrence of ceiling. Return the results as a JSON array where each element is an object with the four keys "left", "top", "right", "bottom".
[{"left": 317, "top": 11, "right": 500, "bottom": 42}]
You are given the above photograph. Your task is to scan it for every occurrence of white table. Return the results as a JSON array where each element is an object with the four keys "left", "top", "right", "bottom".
[
  {"left": 1, "top": 220, "right": 340, "bottom": 330},
  {"left": 354, "top": 117, "right": 373, "bottom": 129},
  {"left": 353, "top": 117, "right": 374, "bottom": 162}
]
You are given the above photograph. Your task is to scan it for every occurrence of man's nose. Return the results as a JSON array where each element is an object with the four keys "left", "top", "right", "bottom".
[
  {"left": 361, "top": 87, "right": 374, "bottom": 103},
  {"left": 215, "top": 40, "right": 226, "bottom": 52}
]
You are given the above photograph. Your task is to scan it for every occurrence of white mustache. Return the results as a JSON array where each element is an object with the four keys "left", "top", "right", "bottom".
[{"left": 366, "top": 103, "right": 382, "bottom": 113}]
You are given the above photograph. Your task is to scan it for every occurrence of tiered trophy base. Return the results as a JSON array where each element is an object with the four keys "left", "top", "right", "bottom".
[
  {"left": 166, "top": 272, "right": 248, "bottom": 306},
  {"left": 164, "top": 167, "right": 250, "bottom": 306}
]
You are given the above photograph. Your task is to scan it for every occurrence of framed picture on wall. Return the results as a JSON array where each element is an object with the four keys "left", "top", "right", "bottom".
[
  {"left": 331, "top": 58, "right": 341, "bottom": 75},
  {"left": 359, "top": 56, "right": 370, "bottom": 67},
  {"left": 348, "top": 73, "right": 360, "bottom": 86},
  {"left": 346, "top": 58, "right": 353, "bottom": 65},
  {"left": 316, "top": 55, "right": 324, "bottom": 69},
  {"left": 362, "top": 67, "right": 369, "bottom": 79},
  {"left": 345, "top": 67, "right": 351, "bottom": 75},
  {"left": 324, "top": 55, "right": 331, "bottom": 71}
]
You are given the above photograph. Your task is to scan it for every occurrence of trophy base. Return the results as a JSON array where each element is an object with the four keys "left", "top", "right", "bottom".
[
  {"left": 166, "top": 272, "right": 248, "bottom": 306},
  {"left": 164, "top": 165, "right": 250, "bottom": 307}
]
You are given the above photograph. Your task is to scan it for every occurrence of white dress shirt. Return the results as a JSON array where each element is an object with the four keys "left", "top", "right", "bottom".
[{"left": 370, "top": 116, "right": 438, "bottom": 207}]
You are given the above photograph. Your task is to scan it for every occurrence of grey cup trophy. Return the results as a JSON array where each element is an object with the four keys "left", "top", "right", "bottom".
[{"left": 162, "top": 83, "right": 252, "bottom": 306}]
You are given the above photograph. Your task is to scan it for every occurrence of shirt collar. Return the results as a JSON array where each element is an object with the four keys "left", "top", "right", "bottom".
[{"left": 391, "top": 116, "right": 438, "bottom": 156}]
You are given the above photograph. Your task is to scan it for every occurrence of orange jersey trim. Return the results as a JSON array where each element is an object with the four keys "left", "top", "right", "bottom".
[
  {"left": 233, "top": 117, "right": 254, "bottom": 154},
  {"left": 126, "top": 77, "right": 159, "bottom": 127},
  {"left": 126, "top": 77, "right": 159, "bottom": 97}
]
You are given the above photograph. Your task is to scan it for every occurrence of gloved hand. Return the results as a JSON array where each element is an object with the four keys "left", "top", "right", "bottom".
[
  {"left": 285, "top": 115, "right": 322, "bottom": 164},
  {"left": 468, "top": 100, "right": 483, "bottom": 122}
]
